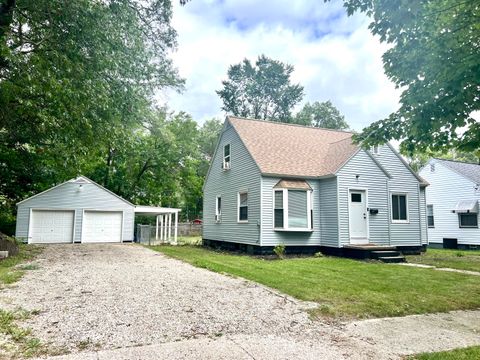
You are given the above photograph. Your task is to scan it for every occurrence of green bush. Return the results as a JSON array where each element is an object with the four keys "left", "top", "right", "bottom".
[{"left": 273, "top": 244, "right": 286, "bottom": 259}]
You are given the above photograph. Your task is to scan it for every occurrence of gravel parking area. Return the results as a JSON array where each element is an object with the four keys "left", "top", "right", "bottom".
[
  {"left": 1, "top": 244, "right": 479, "bottom": 360},
  {"left": 0, "top": 244, "right": 378, "bottom": 359}
]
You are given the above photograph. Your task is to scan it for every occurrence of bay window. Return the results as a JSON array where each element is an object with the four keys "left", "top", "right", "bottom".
[{"left": 274, "top": 187, "right": 312, "bottom": 231}]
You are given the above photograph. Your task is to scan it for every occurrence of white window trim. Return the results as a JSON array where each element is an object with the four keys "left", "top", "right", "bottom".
[
  {"left": 223, "top": 144, "right": 231, "bottom": 170},
  {"left": 273, "top": 188, "right": 313, "bottom": 232},
  {"left": 215, "top": 195, "right": 222, "bottom": 223},
  {"left": 237, "top": 191, "right": 248, "bottom": 223},
  {"left": 427, "top": 204, "right": 435, "bottom": 228},
  {"left": 391, "top": 192, "right": 409, "bottom": 224}
]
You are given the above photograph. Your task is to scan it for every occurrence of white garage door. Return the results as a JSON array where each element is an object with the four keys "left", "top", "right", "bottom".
[
  {"left": 82, "top": 211, "right": 123, "bottom": 243},
  {"left": 30, "top": 210, "right": 75, "bottom": 244}
]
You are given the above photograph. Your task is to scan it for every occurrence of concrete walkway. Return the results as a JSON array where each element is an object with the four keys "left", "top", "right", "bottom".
[{"left": 399, "top": 262, "right": 480, "bottom": 276}]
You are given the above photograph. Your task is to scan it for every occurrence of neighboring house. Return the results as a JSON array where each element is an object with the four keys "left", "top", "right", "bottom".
[
  {"left": 419, "top": 159, "right": 480, "bottom": 249},
  {"left": 15, "top": 176, "right": 180, "bottom": 244},
  {"left": 202, "top": 116, "right": 428, "bottom": 254}
]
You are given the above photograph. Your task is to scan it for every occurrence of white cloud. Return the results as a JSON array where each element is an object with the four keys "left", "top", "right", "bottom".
[{"left": 158, "top": 0, "right": 401, "bottom": 131}]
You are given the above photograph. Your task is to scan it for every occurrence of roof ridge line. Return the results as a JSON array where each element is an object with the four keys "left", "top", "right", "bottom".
[
  {"left": 434, "top": 157, "right": 480, "bottom": 166},
  {"left": 227, "top": 115, "right": 355, "bottom": 134}
]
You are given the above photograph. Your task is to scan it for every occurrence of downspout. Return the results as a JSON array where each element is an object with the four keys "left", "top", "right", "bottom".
[
  {"left": 387, "top": 178, "right": 391, "bottom": 246},
  {"left": 417, "top": 183, "right": 422, "bottom": 247},
  {"left": 258, "top": 176, "right": 262, "bottom": 245}
]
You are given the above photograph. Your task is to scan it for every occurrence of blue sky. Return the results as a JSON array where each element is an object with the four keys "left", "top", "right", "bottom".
[{"left": 158, "top": 0, "right": 402, "bottom": 131}]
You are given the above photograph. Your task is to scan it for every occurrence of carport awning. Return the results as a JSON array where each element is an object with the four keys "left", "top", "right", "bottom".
[
  {"left": 452, "top": 200, "right": 479, "bottom": 213},
  {"left": 134, "top": 205, "right": 181, "bottom": 215}
]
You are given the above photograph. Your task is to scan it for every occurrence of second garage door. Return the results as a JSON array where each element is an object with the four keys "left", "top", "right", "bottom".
[{"left": 82, "top": 211, "right": 123, "bottom": 243}]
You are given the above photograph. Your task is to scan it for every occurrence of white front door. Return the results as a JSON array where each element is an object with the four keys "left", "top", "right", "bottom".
[
  {"left": 82, "top": 211, "right": 123, "bottom": 243},
  {"left": 30, "top": 210, "right": 75, "bottom": 244},
  {"left": 349, "top": 190, "right": 368, "bottom": 244}
]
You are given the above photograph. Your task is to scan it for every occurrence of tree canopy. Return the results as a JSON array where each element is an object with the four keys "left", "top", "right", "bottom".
[
  {"left": 0, "top": 0, "right": 189, "bottom": 233},
  {"left": 338, "top": 0, "right": 479, "bottom": 158},
  {"left": 294, "top": 100, "right": 350, "bottom": 130},
  {"left": 216, "top": 55, "right": 304, "bottom": 122}
]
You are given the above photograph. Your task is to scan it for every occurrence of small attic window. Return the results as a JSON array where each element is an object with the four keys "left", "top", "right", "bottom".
[
  {"left": 370, "top": 145, "right": 379, "bottom": 155},
  {"left": 430, "top": 163, "right": 435, "bottom": 172},
  {"left": 222, "top": 144, "right": 231, "bottom": 170}
]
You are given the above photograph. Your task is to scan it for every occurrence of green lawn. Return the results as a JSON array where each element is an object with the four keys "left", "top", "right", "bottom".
[
  {"left": 406, "top": 248, "right": 480, "bottom": 273},
  {"left": 152, "top": 245, "right": 480, "bottom": 319},
  {"left": 411, "top": 345, "right": 480, "bottom": 360},
  {"left": 0, "top": 245, "right": 43, "bottom": 286}
]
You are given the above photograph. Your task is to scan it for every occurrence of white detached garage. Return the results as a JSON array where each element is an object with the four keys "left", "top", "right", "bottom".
[{"left": 16, "top": 176, "right": 135, "bottom": 244}]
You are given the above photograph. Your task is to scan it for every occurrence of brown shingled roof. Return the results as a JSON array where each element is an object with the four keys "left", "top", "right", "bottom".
[{"left": 227, "top": 116, "right": 359, "bottom": 177}]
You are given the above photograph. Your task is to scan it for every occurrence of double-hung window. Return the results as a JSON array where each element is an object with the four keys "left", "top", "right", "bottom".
[
  {"left": 215, "top": 196, "right": 222, "bottom": 222},
  {"left": 391, "top": 193, "right": 408, "bottom": 222},
  {"left": 238, "top": 192, "right": 248, "bottom": 222},
  {"left": 274, "top": 185, "right": 312, "bottom": 231},
  {"left": 223, "top": 144, "right": 231, "bottom": 170},
  {"left": 427, "top": 205, "right": 434, "bottom": 228}
]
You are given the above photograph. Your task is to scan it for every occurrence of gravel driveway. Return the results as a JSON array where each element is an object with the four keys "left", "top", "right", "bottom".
[
  {"left": 0, "top": 244, "right": 378, "bottom": 359},
  {"left": 1, "top": 244, "right": 479, "bottom": 360}
]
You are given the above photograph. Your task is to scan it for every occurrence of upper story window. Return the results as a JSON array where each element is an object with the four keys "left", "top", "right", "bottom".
[
  {"left": 370, "top": 145, "right": 380, "bottom": 155},
  {"left": 238, "top": 192, "right": 248, "bottom": 222},
  {"left": 223, "top": 144, "right": 231, "bottom": 170},
  {"left": 215, "top": 196, "right": 222, "bottom": 223},
  {"left": 391, "top": 193, "right": 408, "bottom": 223},
  {"left": 427, "top": 205, "right": 434, "bottom": 228},
  {"left": 459, "top": 213, "right": 478, "bottom": 228},
  {"left": 430, "top": 163, "right": 435, "bottom": 172},
  {"left": 274, "top": 187, "right": 312, "bottom": 231}
]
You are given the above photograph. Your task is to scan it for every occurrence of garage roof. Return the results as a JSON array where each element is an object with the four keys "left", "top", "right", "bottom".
[{"left": 17, "top": 176, "right": 134, "bottom": 207}]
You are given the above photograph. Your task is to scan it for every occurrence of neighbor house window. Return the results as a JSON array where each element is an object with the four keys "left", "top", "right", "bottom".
[
  {"left": 391, "top": 193, "right": 408, "bottom": 222},
  {"left": 459, "top": 213, "right": 478, "bottom": 228},
  {"left": 223, "top": 144, "right": 231, "bottom": 170},
  {"left": 274, "top": 189, "right": 312, "bottom": 230},
  {"left": 215, "top": 196, "right": 221, "bottom": 222},
  {"left": 427, "top": 205, "right": 434, "bottom": 228},
  {"left": 238, "top": 192, "right": 248, "bottom": 222}
]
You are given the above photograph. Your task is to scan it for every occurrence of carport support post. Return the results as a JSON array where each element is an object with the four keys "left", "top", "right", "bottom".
[
  {"left": 160, "top": 215, "right": 164, "bottom": 243},
  {"left": 168, "top": 213, "right": 172, "bottom": 243},
  {"left": 174, "top": 211, "right": 178, "bottom": 245},
  {"left": 155, "top": 215, "right": 159, "bottom": 241}
]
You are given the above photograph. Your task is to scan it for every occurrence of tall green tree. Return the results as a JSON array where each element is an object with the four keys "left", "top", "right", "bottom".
[
  {"left": 0, "top": 0, "right": 183, "bottom": 233},
  {"left": 294, "top": 100, "right": 349, "bottom": 130},
  {"left": 217, "top": 55, "right": 304, "bottom": 122},
  {"left": 337, "top": 1, "right": 480, "bottom": 158}
]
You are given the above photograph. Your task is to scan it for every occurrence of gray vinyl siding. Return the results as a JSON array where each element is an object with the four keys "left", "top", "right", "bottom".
[
  {"left": 203, "top": 123, "right": 261, "bottom": 245},
  {"left": 319, "top": 177, "right": 338, "bottom": 247},
  {"left": 15, "top": 182, "right": 134, "bottom": 242},
  {"left": 337, "top": 150, "right": 389, "bottom": 246},
  {"left": 260, "top": 177, "right": 320, "bottom": 246},
  {"left": 374, "top": 144, "right": 423, "bottom": 246},
  {"left": 420, "top": 160, "right": 480, "bottom": 246}
]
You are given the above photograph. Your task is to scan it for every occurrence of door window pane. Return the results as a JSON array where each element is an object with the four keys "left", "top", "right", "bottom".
[{"left": 351, "top": 193, "right": 362, "bottom": 202}]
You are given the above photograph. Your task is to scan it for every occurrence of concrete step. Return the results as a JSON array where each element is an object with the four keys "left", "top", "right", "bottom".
[
  {"left": 371, "top": 250, "right": 401, "bottom": 259},
  {"left": 378, "top": 256, "right": 406, "bottom": 263}
]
